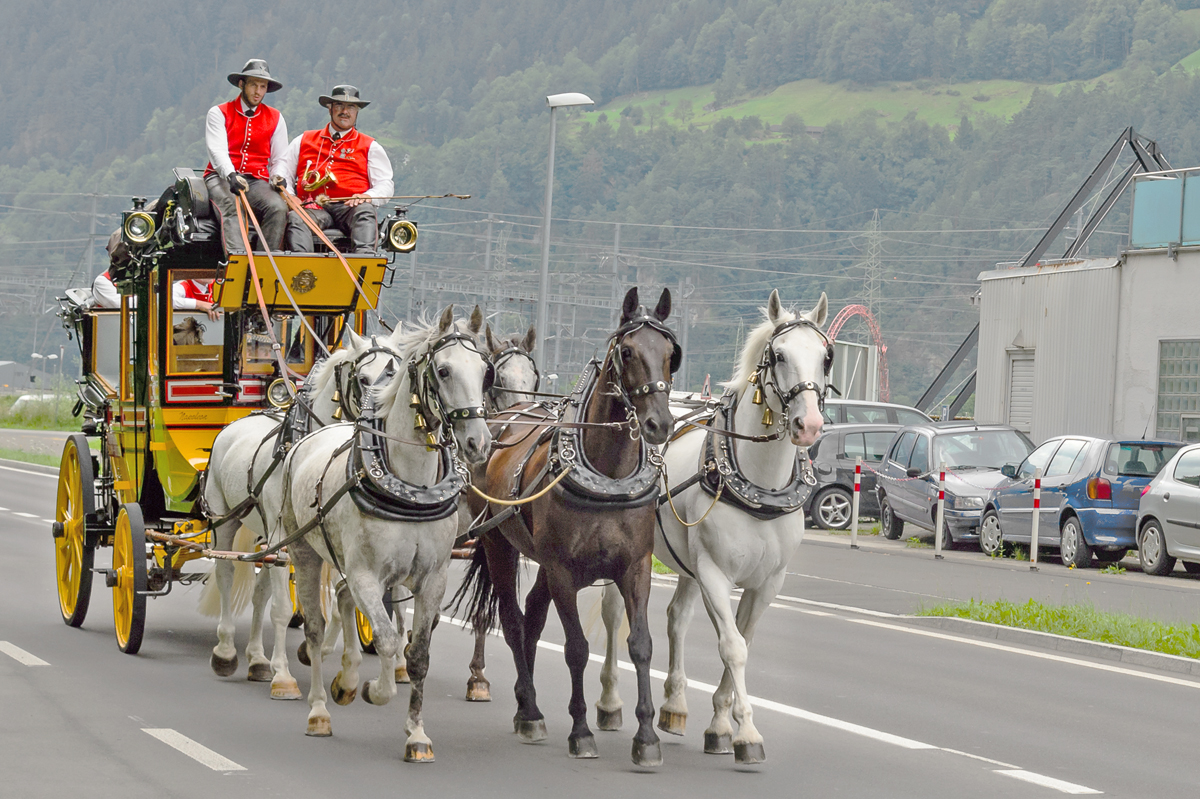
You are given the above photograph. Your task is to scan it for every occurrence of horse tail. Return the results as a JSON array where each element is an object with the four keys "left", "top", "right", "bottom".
[
  {"left": 447, "top": 539, "right": 499, "bottom": 635},
  {"left": 197, "top": 525, "right": 257, "bottom": 617}
]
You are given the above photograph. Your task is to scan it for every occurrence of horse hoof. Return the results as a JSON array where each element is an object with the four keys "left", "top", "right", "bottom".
[
  {"left": 331, "top": 676, "right": 357, "bottom": 706},
  {"left": 596, "top": 707, "right": 622, "bottom": 731},
  {"left": 465, "top": 679, "right": 491, "bottom": 702},
  {"left": 395, "top": 665, "right": 410, "bottom": 684},
  {"left": 631, "top": 739, "right": 663, "bottom": 768},
  {"left": 210, "top": 652, "right": 238, "bottom": 677},
  {"left": 247, "top": 662, "right": 272, "bottom": 682},
  {"left": 657, "top": 709, "right": 686, "bottom": 736},
  {"left": 704, "top": 732, "right": 733, "bottom": 754},
  {"left": 515, "top": 719, "right": 548, "bottom": 743},
  {"left": 361, "top": 681, "right": 377, "bottom": 705},
  {"left": 306, "top": 717, "right": 332, "bottom": 737},
  {"left": 569, "top": 734, "right": 599, "bottom": 759},
  {"left": 271, "top": 677, "right": 301, "bottom": 700},
  {"left": 296, "top": 641, "right": 310, "bottom": 667},
  {"left": 734, "top": 741, "right": 766, "bottom": 765},
  {"left": 405, "top": 741, "right": 435, "bottom": 763}
]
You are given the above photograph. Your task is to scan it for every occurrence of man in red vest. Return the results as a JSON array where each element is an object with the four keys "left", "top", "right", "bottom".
[
  {"left": 204, "top": 59, "right": 290, "bottom": 253},
  {"left": 276, "top": 85, "right": 394, "bottom": 253}
]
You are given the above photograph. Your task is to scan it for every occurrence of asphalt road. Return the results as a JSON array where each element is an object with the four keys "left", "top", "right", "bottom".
[{"left": 3, "top": 458, "right": 1199, "bottom": 797}]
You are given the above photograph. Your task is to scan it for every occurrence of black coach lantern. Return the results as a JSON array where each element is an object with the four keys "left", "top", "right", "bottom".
[
  {"left": 122, "top": 197, "right": 155, "bottom": 247},
  {"left": 381, "top": 211, "right": 418, "bottom": 254}
]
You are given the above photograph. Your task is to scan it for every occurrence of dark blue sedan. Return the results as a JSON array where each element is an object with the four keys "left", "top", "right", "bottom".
[{"left": 979, "top": 437, "right": 1182, "bottom": 567}]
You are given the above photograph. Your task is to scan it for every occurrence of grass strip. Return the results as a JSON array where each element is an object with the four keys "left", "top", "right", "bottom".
[
  {"left": 0, "top": 448, "right": 61, "bottom": 468},
  {"left": 919, "top": 598, "right": 1200, "bottom": 660},
  {"left": 0, "top": 393, "right": 77, "bottom": 431},
  {"left": 651, "top": 555, "right": 674, "bottom": 575}
]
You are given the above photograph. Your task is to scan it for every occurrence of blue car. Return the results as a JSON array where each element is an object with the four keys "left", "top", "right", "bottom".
[{"left": 979, "top": 437, "right": 1182, "bottom": 567}]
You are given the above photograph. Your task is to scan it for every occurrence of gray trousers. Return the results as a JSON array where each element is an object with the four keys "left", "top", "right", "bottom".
[
  {"left": 285, "top": 203, "right": 378, "bottom": 253},
  {"left": 204, "top": 173, "right": 288, "bottom": 251}
]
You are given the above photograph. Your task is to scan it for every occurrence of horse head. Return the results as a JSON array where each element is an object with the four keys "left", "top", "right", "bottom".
[
  {"left": 425, "top": 304, "right": 493, "bottom": 465},
  {"left": 611, "top": 286, "right": 678, "bottom": 446},
  {"left": 485, "top": 323, "right": 539, "bottom": 411},
  {"left": 329, "top": 325, "right": 406, "bottom": 422},
  {"left": 172, "top": 316, "right": 204, "bottom": 345},
  {"left": 761, "top": 289, "right": 830, "bottom": 447}
]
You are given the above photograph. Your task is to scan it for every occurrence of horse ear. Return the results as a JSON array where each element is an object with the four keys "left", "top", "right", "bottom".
[
  {"left": 804, "top": 292, "right": 829, "bottom": 328},
  {"left": 621, "top": 287, "right": 639, "bottom": 324},
  {"left": 522, "top": 324, "right": 536, "bottom": 353},
  {"left": 653, "top": 288, "right": 672, "bottom": 321},
  {"left": 343, "top": 326, "right": 366, "bottom": 351},
  {"left": 468, "top": 305, "right": 484, "bottom": 335},
  {"left": 438, "top": 304, "right": 454, "bottom": 334},
  {"left": 485, "top": 324, "right": 499, "bottom": 354},
  {"left": 767, "top": 289, "right": 783, "bottom": 326}
]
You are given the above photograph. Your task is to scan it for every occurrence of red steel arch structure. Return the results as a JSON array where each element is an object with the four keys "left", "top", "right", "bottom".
[{"left": 827, "top": 304, "right": 889, "bottom": 401}]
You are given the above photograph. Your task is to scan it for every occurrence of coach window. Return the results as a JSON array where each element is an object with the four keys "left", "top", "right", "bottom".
[{"left": 168, "top": 270, "right": 224, "bottom": 375}]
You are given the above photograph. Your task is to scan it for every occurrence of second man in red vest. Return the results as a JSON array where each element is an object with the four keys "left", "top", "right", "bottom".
[{"left": 276, "top": 85, "right": 394, "bottom": 253}]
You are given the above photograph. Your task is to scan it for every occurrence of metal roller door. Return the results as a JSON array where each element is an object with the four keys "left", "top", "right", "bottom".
[{"left": 1007, "top": 356, "right": 1034, "bottom": 433}]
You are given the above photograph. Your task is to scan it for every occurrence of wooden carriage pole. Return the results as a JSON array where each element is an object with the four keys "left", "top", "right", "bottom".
[
  {"left": 1030, "top": 467, "right": 1042, "bottom": 572},
  {"left": 934, "top": 461, "right": 946, "bottom": 560},
  {"left": 849, "top": 457, "right": 862, "bottom": 550}
]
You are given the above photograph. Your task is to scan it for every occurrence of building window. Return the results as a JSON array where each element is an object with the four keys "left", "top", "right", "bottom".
[{"left": 1157, "top": 340, "right": 1200, "bottom": 442}]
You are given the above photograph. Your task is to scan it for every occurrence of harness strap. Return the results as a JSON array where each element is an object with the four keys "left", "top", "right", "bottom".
[{"left": 280, "top": 191, "right": 380, "bottom": 315}]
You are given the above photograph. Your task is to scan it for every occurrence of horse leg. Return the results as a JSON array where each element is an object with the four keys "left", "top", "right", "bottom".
[
  {"left": 294, "top": 542, "right": 331, "bottom": 736},
  {"left": 267, "top": 563, "right": 301, "bottom": 699},
  {"left": 658, "top": 574, "right": 700, "bottom": 736},
  {"left": 521, "top": 567, "right": 551, "bottom": 680},
  {"left": 545, "top": 570, "right": 597, "bottom": 759},
  {"left": 352, "top": 579, "right": 396, "bottom": 708},
  {"left": 330, "top": 580, "right": 363, "bottom": 706},
  {"left": 321, "top": 565, "right": 341, "bottom": 658},
  {"left": 484, "top": 534, "right": 545, "bottom": 742},
  {"left": 245, "top": 563, "right": 272, "bottom": 681},
  {"left": 209, "top": 533, "right": 239, "bottom": 677},
  {"left": 464, "top": 622, "right": 488, "bottom": 699},
  {"left": 619, "top": 556, "right": 662, "bottom": 767},
  {"left": 694, "top": 563, "right": 745, "bottom": 757},
  {"left": 395, "top": 587, "right": 411, "bottom": 684},
  {"left": 398, "top": 573, "right": 446, "bottom": 763},
  {"left": 721, "top": 577, "right": 784, "bottom": 765},
  {"left": 595, "top": 581, "right": 625, "bottom": 730}
]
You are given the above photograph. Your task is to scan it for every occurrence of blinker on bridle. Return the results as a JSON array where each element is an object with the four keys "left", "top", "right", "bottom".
[
  {"left": 332, "top": 337, "right": 401, "bottom": 421},
  {"left": 490, "top": 346, "right": 540, "bottom": 395},
  {"left": 408, "top": 330, "right": 492, "bottom": 449}
]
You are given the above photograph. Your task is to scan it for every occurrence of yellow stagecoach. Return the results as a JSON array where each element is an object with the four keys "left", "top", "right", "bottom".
[{"left": 53, "top": 168, "right": 417, "bottom": 653}]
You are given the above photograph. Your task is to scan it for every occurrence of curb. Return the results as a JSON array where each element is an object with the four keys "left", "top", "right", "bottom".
[
  {"left": 0, "top": 457, "right": 59, "bottom": 476},
  {"left": 906, "top": 615, "right": 1200, "bottom": 677}
]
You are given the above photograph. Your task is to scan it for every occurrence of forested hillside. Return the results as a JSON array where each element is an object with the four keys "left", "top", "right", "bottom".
[{"left": 4, "top": 0, "right": 1200, "bottom": 402}]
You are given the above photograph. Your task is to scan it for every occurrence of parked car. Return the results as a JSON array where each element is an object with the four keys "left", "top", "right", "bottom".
[
  {"left": 822, "top": 399, "right": 932, "bottom": 427},
  {"left": 875, "top": 422, "right": 1034, "bottom": 548},
  {"left": 1136, "top": 443, "right": 1200, "bottom": 576},
  {"left": 980, "top": 438, "right": 1181, "bottom": 567},
  {"left": 805, "top": 423, "right": 902, "bottom": 529}
]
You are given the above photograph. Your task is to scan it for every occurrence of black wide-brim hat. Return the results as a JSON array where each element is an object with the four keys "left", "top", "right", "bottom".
[
  {"left": 319, "top": 85, "right": 370, "bottom": 108},
  {"left": 227, "top": 59, "right": 283, "bottom": 93}
]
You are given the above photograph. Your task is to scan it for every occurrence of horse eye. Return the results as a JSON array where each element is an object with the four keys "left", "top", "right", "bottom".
[
  {"left": 437, "top": 366, "right": 450, "bottom": 379},
  {"left": 621, "top": 346, "right": 632, "bottom": 361},
  {"left": 775, "top": 350, "right": 786, "bottom": 363}
]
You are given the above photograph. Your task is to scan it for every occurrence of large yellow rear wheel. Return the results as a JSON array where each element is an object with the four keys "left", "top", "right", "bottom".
[
  {"left": 55, "top": 435, "right": 95, "bottom": 627},
  {"left": 356, "top": 588, "right": 394, "bottom": 654},
  {"left": 112, "top": 504, "right": 147, "bottom": 654}
]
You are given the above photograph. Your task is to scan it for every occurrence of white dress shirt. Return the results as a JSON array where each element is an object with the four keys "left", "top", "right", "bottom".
[
  {"left": 172, "top": 280, "right": 214, "bottom": 310},
  {"left": 273, "top": 126, "right": 394, "bottom": 206},
  {"left": 91, "top": 273, "right": 120, "bottom": 309},
  {"left": 205, "top": 97, "right": 289, "bottom": 179}
]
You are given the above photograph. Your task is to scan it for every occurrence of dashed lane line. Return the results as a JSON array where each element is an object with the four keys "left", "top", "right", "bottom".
[
  {"left": 0, "top": 641, "right": 50, "bottom": 666},
  {"left": 418, "top": 610, "right": 1099, "bottom": 793},
  {"left": 0, "top": 463, "right": 55, "bottom": 478},
  {"left": 142, "top": 728, "right": 246, "bottom": 772},
  {"left": 12, "top": 512, "right": 38, "bottom": 519}
]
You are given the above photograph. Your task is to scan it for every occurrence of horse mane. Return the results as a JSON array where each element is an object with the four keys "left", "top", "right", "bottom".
[
  {"left": 721, "top": 301, "right": 798, "bottom": 397},
  {"left": 373, "top": 314, "right": 480, "bottom": 415},
  {"left": 303, "top": 348, "right": 343, "bottom": 398}
]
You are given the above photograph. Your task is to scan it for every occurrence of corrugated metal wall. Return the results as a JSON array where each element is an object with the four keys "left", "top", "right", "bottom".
[{"left": 976, "top": 260, "right": 1121, "bottom": 443}]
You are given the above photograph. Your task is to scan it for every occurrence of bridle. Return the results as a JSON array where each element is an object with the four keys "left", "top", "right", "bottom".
[
  {"left": 489, "top": 346, "right": 540, "bottom": 404},
  {"left": 604, "top": 314, "right": 682, "bottom": 411},
  {"left": 409, "top": 330, "right": 493, "bottom": 433},
  {"left": 332, "top": 337, "right": 402, "bottom": 421},
  {"left": 753, "top": 317, "right": 837, "bottom": 416}
]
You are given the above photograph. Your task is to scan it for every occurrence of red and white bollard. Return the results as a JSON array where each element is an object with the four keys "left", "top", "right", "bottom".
[
  {"left": 850, "top": 457, "right": 862, "bottom": 550},
  {"left": 1030, "top": 467, "right": 1042, "bottom": 571},
  {"left": 934, "top": 461, "right": 946, "bottom": 560}
]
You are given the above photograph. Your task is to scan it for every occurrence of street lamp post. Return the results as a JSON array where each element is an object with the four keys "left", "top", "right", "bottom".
[{"left": 536, "top": 92, "right": 594, "bottom": 378}]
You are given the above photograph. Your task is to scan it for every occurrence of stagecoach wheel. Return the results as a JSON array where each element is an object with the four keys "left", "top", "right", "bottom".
[
  {"left": 812, "top": 487, "right": 853, "bottom": 530},
  {"left": 287, "top": 565, "right": 303, "bottom": 628},
  {"left": 356, "top": 588, "right": 394, "bottom": 654},
  {"left": 55, "top": 435, "right": 95, "bottom": 627},
  {"left": 111, "top": 504, "right": 147, "bottom": 655}
]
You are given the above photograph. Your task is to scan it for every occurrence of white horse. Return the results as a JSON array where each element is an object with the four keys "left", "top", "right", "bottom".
[
  {"left": 201, "top": 325, "right": 404, "bottom": 699},
  {"left": 279, "top": 305, "right": 492, "bottom": 761},
  {"left": 599, "top": 289, "right": 829, "bottom": 765}
]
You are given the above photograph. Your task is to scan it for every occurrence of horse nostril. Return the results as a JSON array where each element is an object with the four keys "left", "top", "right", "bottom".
[
  {"left": 467, "top": 436, "right": 478, "bottom": 452},
  {"left": 644, "top": 418, "right": 660, "bottom": 435}
]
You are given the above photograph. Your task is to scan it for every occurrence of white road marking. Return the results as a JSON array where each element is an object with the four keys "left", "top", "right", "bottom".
[
  {"left": 849, "top": 618, "right": 1200, "bottom": 691},
  {"left": 142, "top": 728, "right": 246, "bottom": 772},
  {"left": 771, "top": 593, "right": 898, "bottom": 617},
  {"left": 12, "top": 512, "right": 39, "bottom": 518},
  {"left": 770, "top": 603, "right": 834, "bottom": 616},
  {"left": 0, "top": 463, "right": 55, "bottom": 478},
  {"left": 0, "top": 641, "right": 49, "bottom": 666},
  {"left": 941, "top": 748, "right": 1019, "bottom": 769},
  {"left": 41, "top": 519, "right": 55, "bottom": 524},
  {"left": 787, "top": 570, "right": 947, "bottom": 600},
  {"left": 995, "top": 770, "right": 1102, "bottom": 794}
]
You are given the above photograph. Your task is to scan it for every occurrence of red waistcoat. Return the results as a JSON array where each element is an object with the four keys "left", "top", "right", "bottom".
[
  {"left": 179, "top": 280, "right": 214, "bottom": 304},
  {"left": 295, "top": 127, "right": 375, "bottom": 202},
  {"left": 204, "top": 100, "right": 281, "bottom": 180}
]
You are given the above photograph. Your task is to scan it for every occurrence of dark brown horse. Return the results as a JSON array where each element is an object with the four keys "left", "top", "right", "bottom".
[{"left": 453, "top": 287, "right": 677, "bottom": 766}]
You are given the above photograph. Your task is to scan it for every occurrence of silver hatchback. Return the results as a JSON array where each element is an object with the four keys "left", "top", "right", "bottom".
[{"left": 1136, "top": 443, "right": 1200, "bottom": 576}]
